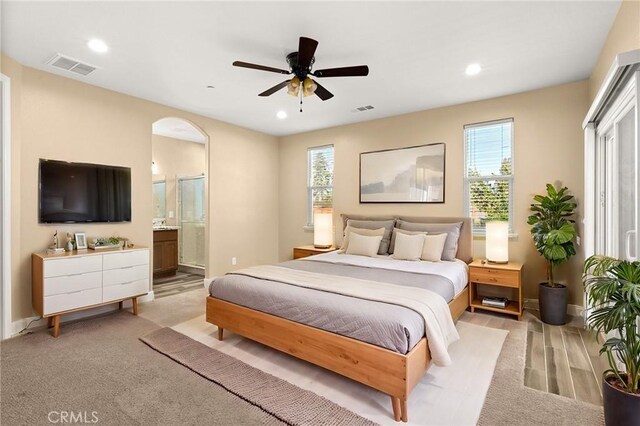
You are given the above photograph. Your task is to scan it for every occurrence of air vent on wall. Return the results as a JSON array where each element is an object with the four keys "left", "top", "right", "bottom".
[
  {"left": 351, "top": 105, "right": 375, "bottom": 113},
  {"left": 46, "top": 54, "right": 98, "bottom": 76}
]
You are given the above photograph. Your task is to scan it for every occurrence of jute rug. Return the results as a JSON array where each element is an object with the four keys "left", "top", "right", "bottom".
[{"left": 141, "top": 327, "right": 378, "bottom": 426}]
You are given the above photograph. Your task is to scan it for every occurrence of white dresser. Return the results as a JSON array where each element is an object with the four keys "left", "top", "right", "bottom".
[{"left": 32, "top": 247, "right": 150, "bottom": 337}]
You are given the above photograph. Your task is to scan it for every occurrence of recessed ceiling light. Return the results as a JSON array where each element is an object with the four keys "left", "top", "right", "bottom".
[
  {"left": 465, "top": 63, "right": 482, "bottom": 76},
  {"left": 87, "top": 39, "right": 108, "bottom": 53},
  {"left": 276, "top": 111, "right": 287, "bottom": 120}
]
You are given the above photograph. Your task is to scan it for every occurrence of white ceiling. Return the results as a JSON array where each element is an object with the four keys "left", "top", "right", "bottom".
[
  {"left": 152, "top": 117, "right": 207, "bottom": 143},
  {"left": 1, "top": 1, "right": 621, "bottom": 136}
]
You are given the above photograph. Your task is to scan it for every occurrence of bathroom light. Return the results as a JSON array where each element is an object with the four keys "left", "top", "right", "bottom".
[
  {"left": 313, "top": 208, "right": 333, "bottom": 249},
  {"left": 486, "top": 221, "right": 509, "bottom": 263},
  {"left": 87, "top": 39, "right": 109, "bottom": 53},
  {"left": 465, "top": 63, "right": 482, "bottom": 76},
  {"left": 276, "top": 111, "right": 287, "bottom": 119}
]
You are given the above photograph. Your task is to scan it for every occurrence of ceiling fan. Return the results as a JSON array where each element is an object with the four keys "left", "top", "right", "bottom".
[{"left": 233, "top": 36, "right": 369, "bottom": 110}]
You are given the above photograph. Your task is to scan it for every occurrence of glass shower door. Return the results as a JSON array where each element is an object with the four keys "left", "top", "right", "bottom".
[{"left": 178, "top": 176, "right": 205, "bottom": 268}]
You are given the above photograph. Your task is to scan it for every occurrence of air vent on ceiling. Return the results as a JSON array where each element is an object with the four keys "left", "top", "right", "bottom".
[
  {"left": 46, "top": 54, "right": 98, "bottom": 76},
  {"left": 351, "top": 105, "right": 375, "bottom": 113}
]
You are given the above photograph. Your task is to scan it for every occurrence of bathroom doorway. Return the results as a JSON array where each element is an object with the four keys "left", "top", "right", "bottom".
[{"left": 151, "top": 117, "right": 208, "bottom": 298}]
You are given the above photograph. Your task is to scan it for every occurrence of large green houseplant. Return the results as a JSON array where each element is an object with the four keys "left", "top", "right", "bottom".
[
  {"left": 527, "top": 183, "right": 577, "bottom": 324},
  {"left": 583, "top": 255, "right": 640, "bottom": 426}
]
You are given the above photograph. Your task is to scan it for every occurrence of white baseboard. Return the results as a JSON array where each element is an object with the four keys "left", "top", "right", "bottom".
[
  {"left": 9, "top": 291, "right": 155, "bottom": 338},
  {"left": 524, "top": 298, "right": 584, "bottom": 317}
]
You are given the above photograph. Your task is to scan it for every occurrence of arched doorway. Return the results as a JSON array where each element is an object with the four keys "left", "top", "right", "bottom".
[{"left": 151, "top": 117, "right": 209, "bottom": 298}]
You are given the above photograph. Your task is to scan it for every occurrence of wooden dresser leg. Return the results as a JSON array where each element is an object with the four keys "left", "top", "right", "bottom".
[
  {"left": 47, "top": 317, "right": 53, "bottom": 328},
  {"left": 52, "top": 315, "right": 60, "bottom": 338},
  {"left": 391, "top": 396, "right": 401, "bottom": 422},
  {"left": 118, "top": 301, "right": 123, "bottom": 310},
  {"left": 400, "top": 399, "right": 408, "bottom": 422},
  {"left": 132, "top": 297, "right": 138, "bottom": 315},
  {"left": 217, "top": 327, "right": 224, "bottom": 341}
]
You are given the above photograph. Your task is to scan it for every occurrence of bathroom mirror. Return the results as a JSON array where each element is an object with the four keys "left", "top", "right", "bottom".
[{"left": 152, "top": 178, "right": 166, "bottom": 219}]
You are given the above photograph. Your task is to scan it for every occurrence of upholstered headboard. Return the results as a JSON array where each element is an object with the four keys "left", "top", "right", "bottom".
[{"left": 340, "top": 214, "right": 473, "bottom": 264}]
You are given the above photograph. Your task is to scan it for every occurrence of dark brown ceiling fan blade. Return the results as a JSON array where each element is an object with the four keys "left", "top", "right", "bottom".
[
  {"left": 297, "top": 37, "right": 318, "bottom": 69},
  {"left": 313, "top": 65, "right": 369, "bottom": 78},
  {"left": 258, "top": 80, "right": 290, "bottom": 97},
  {"left": 233, "top": 61, "right": 291, "bottom": 75},
  {"left": 313, "top": 80, "right": 334, "bottom": 101}
]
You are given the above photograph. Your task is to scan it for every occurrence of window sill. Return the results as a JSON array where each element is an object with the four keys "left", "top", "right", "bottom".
[{"left": 473, "top": 233, "right": 519, "bottom": 241}]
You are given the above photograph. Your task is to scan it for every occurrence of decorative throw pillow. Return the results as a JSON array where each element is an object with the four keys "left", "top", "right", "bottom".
[
  {"left": 345, "top": 233, "right": 383, "bottom": 257},
  {"left": 392, "top": 232, "right": 426, "bottom": 261},
  {"left": 345, "top": 219, "right": 395, "bottom": 254},
  {"left": 339, "top": 226, "right": 386, "bottom": 252},
  {"left": 397, "top": 221, "right": 462, "bottom": 261},
  {"left": 388, "top": 228, "right": 428, "bottom": 254},
  {"left": 420, "top": 233, "right": 448, "bottom": 262}
]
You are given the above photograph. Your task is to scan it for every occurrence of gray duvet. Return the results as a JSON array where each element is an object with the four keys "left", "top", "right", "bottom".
[{"left": 209, "top": 258, "right": 457, "bottom": 354}]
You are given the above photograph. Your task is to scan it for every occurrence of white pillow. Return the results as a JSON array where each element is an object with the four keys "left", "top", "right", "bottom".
[
  {"left": 392, "top": 232, "right": 426, "bottom": 261},
  {"left": 339, "top": 226, "right": 385, "bottom": 253},
  {"left": 345, "top": 233, "right": 383, "bottom": 257},
  {"left": 421, "top": 233, "right": 448, "bottom": 261}
]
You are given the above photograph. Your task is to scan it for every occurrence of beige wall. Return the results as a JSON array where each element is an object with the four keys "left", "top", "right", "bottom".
[
  {"left": 279, "top": 81, "right": 589, "bottom": 306},
  {"left": 152, "top": 134, "right": 206, "bottom": 226},
  {"left": 589, "top": 0, "right": 640, "bottom": 101},
  {"left": 2, "top": 54, "right": 279, "bottom": 321}
]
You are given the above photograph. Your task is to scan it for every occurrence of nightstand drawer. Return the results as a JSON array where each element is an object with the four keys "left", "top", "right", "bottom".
[
  {"left": 470, "top": 267, "right": 520, "bottom": 288},
  {"left": 294, "top": 249, "right": 319, "bottom": 259}
]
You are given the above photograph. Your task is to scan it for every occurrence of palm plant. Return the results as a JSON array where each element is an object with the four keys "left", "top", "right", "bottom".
[
  {"left": 527, "top": 184, "right": 577, "bottom": 287},
  {"left": 583, "top": 255, "right": 640, "bottom": 394}
]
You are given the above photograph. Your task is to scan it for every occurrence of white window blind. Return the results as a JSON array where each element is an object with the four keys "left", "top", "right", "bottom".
[
  {"left": 307, "top": 145, "right": 334, "bottom": 226},
  {"left": 464, "top": 119, "right": 514, "bottom": 234}
]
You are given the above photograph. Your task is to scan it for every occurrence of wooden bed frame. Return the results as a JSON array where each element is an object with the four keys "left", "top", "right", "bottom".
[{"left": 206, "top": 286, "right": 469, "bottom": 422}]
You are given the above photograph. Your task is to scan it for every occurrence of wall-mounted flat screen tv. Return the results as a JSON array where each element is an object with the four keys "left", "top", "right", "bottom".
[{"left": 39, "top": 159, "right": 132, "bottom": 223}]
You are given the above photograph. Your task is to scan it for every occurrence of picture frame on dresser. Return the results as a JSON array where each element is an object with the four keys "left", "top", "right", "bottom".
[
  {"left": 75, "top": 232, "right": 87, "bottom": 249},
  {"left": 359, "top": 143, "right": 445, "bottom": 203}
]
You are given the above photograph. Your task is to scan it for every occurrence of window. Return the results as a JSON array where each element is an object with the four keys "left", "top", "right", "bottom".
[
  {"left": 464, "top": 119, "right": 514, "bottom": 235},
  {"left": 307, "top": 145, "right": 334, "bottom": 226}
]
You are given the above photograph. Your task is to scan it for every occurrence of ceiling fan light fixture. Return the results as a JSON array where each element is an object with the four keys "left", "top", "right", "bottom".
[
  {"left": 287, "top": 77, "right": 301, "bottom": 97},
  {"left": 302, "top": 77, "right": 317, "bottom": 97}
]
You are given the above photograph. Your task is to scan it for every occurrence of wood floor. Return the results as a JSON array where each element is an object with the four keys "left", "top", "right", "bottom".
[
  {"left": 153, "top": 271, "right": 204, "bottom": 299},
  {"left": 523, "top": 310, "right": 604, "bottom": 405}
]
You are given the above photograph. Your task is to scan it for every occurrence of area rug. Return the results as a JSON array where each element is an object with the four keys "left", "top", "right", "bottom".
[
  {"left": 171, "top": 315, "right": 509, "bottom": 425},
  {"left": 140, "top": 327, "right": 378, "bottom": 426}
]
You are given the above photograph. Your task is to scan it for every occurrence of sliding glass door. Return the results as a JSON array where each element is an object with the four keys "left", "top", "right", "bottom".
[
  {"left": 594, "top": 73, "right": 639, "bottom": 261},
  {"left": 178, "top": 175, "right": 205, "bottom": 268}
]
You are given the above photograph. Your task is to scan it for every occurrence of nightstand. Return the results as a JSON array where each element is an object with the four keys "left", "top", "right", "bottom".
[
  {"left": 469, "top": 259, "right": 524, "bottom": 320},
  {"left": 293, "top": 245, "right": 337, "bottom": 259}
]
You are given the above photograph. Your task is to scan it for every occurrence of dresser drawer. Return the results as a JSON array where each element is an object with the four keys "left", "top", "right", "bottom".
[
  {"left": 44, "top": 255, "right": 102, "bottom": 278},
  {"left": 470, "top": 267, "right": 520, "bottom": 288},
  {"left": 44, "top": 271, "right": 102, "bottom": 296},
  {"left": 43, "top": 287, "right": 102, "bottom": 315},
  {"left": 103, "top": 250, "right": 149, "bottom": 270},
  {"left": 103, "top": 279, "right": 148, "bottom": 303},
  {"left": 103, "top": 265, "right": 149, "bottom": 287}
]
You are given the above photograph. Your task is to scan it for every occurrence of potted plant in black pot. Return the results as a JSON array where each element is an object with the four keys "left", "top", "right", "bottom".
[
  {"left": 583, "top": 255, "right": 640, "bottom": 426},
  {"left": 527, "top": 183, "right": 577, "bottom": 325}
]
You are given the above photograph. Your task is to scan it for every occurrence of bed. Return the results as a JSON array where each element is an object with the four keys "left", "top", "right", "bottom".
[{"left": 206, "top": 216, "right": 472, "bottom": 422}]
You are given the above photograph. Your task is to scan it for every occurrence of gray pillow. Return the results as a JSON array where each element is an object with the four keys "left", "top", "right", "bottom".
[
  {"left": 397, "top": 220, "right": 462, "bottom": 261},
  {"left": 388, "top": 228, "right": 428, "bottom": 254},
  {"left": 346, "top": 219, "right": 395, "bottom": 254}
]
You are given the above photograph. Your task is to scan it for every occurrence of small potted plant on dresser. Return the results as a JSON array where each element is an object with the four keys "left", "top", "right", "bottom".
[
  {"left": 527, "top": 183, "right": 577, "bottom": 325},
  {"left": 583, "top": 255, "right": 640, "bottom": 426}
]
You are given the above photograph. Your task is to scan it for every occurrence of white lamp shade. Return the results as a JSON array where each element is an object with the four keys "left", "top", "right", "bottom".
[
  {"left": 486, "top": 221, "right": 509, "bottom": 263},
  {"left": 313, "top": 209, "right": 333, "bottom": 248}
]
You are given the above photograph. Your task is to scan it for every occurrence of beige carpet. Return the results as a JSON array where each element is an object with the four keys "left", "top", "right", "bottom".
[
  {"left": 477, "top": 315, "right": 604, "bottom": 425},
  {"left": 141, "top": 327, "right": 378, "bottom": 426},
  {"left": 0, "top": 312, "right": 286, "bottom": 426}
]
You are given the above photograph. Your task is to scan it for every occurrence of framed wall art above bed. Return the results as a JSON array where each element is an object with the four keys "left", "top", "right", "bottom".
[{"left": 360, "top": 143, "right": 445, "bottom": 203}]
